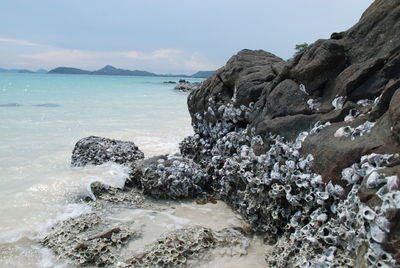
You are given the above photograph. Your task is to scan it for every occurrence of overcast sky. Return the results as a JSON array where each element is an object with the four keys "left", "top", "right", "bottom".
[{"left": 0, "top": 0, "right": 373, "bottom": 74}]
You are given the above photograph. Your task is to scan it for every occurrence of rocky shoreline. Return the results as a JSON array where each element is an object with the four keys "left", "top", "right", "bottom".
[
  {"left": 41, "top": 0, "right": 400, "bottom": 267},
  {"left": 174, "top": 80, "right": 202, "bottom": 92}
]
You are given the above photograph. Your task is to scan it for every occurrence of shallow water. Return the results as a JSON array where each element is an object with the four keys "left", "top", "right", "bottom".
[
  {"left": 0, "top": 73, "right": 267, "bottom": 267},
  {"left": 0, "top": 73, "right": 197, "bottom": 266}
]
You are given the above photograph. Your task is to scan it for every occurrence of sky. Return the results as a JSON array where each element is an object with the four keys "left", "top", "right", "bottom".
[{"left": 0, "top": 0, "right": 373, "bottom": 74}]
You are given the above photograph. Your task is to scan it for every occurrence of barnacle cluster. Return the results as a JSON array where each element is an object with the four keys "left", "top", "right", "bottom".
[
  {"left": 182, "top": 105, "right": 341, "bottom": 238},
  {"left": 41, "top": 213, "right": 137, "bottom": 267},
  {"left": 124, "top": 226, "right": 249, "bottom": 268},
  {"left": 307, "top": 98, "right": 322, "bottom": 110},
  {"left": 180, "top": 100, "right": 399, "bottom": 266},
  {"left": 334, "top": 121, "right": 376, "bottom": 140},
  {"left": 265, "top": 153, "right": 400, "bottom": 267},
  {"left": 130, "top": 155, "right": 210, "bottom": 199},
  {"left": 71, "top": 136, "right": 144, "bottom": 167},
  {"left": 332, "top": 96, "right": 347, "bottom": 110}
]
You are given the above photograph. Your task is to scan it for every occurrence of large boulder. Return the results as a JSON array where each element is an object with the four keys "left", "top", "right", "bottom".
[
  {"left": 71, "top": 136, "right": 144, "bottom": 167},
  {"left": 186, "top": 0, "right": 400, "bottom": 180},
  {"left": 188, "top": 0, "right": 400, "bottom": 146}
]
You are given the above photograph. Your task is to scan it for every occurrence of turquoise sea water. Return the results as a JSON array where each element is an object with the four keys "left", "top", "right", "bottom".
[{"left": 0, "top": 73, "right": 199, "bottom": 267}]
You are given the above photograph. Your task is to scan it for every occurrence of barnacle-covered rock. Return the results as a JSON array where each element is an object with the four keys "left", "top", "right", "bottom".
[
  {"left": 71, "top": 136, "right": 144, "bottom": 167},
  {"left": 265, "top": 154, "right": 400, "bottom": 267},
  {"left": 130, "top": 155, "right": 210, "bottom": 199},
  {"left": 124, "top": 226, "right": 249, "bottom": 267},
  {"left": 41, "top": 213, "right": 137, "bottom": 267},
  {"left": 86, "top": 181, "right": 147, "bottom": 208}
]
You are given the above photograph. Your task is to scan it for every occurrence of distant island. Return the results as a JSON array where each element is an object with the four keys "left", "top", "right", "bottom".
[
  {"left": 0, "top": 65, "right": 215, "bottom": 78},
  {"left": 0, "top": 68, "right": 48, "bottom": 74},
  {"left": 48, "top": 65, "right": 215, "bottom": 78}
]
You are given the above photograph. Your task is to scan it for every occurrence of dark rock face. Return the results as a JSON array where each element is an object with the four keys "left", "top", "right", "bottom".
[
  {"left": 71, "top": 136, "right": 144, "bottom": 167},
  {"left": 187, "top": 0, "right": 400, "bottom": 180}
]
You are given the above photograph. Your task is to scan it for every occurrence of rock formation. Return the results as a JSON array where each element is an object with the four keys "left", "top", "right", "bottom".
[
  {"left": 182, "top": 0, "right": 400, "bottom": 266},
  {"left": 188, "top": 0, "right": 400, "bottom": 180},
  {"left": 43, "top": 0, "right": 400, "bottom": 267}
]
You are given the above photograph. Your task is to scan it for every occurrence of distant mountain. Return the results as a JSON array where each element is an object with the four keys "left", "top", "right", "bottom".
[
  {"left": 0, "top": 65, "right": 214, "bottom": 78},
  {"left": 18, "top": 69, "right": 34, "bottom": 73},
  {"left": 0, "top": 68, "right": 48, "bottom": 74},
  {"left": 0, "top": 68, "right": 21, "bottom": 73},
  {"left": 48, "top": 65, "right": 215, "bottom": 78},
  {"left": 35, "top": 69, "right": 48, "bottom": 74},
  {"left": 92, "top": 65, "right": 157, "bottom": 76},
  {"left": 48, "top": 67, "right": 91, "bottom": 75},
  {"left": 191, "top": 71, "right": 215, "bottom": 78}
]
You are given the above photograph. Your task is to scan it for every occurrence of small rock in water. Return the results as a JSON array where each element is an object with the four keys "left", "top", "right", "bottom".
[
  {"left": 33, "top": 103, "right": 60, "bottom": 107},
  {"left": 0, "top": 102, "right": 22, "bottom": 107},
  {"left": 174, "top": 81, "right": 202, "bottom": 92},
  {"left": 71, "top": 136, "right": 144, "bottom": 167}
]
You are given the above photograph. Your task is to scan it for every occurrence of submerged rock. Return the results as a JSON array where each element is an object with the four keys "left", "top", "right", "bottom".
[
  {"left": 41, "top": 213, "right": 137, "bottom": 267},
  {"left": 33, "top": 103, "right": 60, "bottom": 107},
  {"left": 87, "top": 181, "right": 147, "bottom": 208},
  {"left": 71, "top": 136, "right": 144, "bottom": 167},
  {"left": 125, "top": 226, "right": 249, "bottom": 267}
]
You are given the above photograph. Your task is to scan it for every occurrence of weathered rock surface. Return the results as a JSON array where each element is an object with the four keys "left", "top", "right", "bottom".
[
  {"left": 42, "top": 213, "right": 137, "bottom": 267},
  {"left": 71, "top": 136, "right": 144, "bottom": 167},
  {"left": 125, "top": 226, "right": 249, "bottom": 267}
]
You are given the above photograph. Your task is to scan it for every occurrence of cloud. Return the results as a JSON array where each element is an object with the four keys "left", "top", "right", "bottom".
[
  {"left": 0, "top": 37, "right": 40, "bottom": 47},
  {"left": 184, "top": 53, "right": 219, "bottom": 71},
  {"left": 20, "top": 49, "right": 94, "bottom": 62},
  {"left": 119, "top": 49, "right": 184, "bottom": 61},
  {"left": 9, "top": 38, "right": 219, "bottom": 73},
  {"left": 120, "top": 49, "right": 216, "bottom": 71}
]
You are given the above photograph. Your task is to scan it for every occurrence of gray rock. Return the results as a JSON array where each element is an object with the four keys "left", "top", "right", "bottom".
[
  {"left": 130, "top": 155, "right": 210, "bottom": 199},
  {"left": 71, "top": 136, "right": 144, "bottom": 167}
]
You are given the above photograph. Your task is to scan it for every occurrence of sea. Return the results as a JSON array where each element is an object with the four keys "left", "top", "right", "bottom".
[
  {"left": 0, "top": 73, "right": 198, "bottom": 266},
  {"left": 0, "top": 73, "right": 267, "bottom": 268}
]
